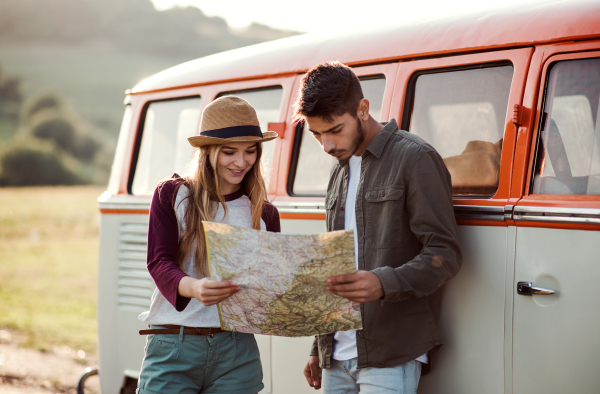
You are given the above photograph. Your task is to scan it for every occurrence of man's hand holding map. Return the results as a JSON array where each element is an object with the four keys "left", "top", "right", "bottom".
[{"left": 202, "top": 222, "right": 363, "bottom": 337}]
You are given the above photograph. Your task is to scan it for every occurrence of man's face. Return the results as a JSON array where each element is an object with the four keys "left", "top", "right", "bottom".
[{"left": 305, "top": 112, "right": 365, "bottom": 161}]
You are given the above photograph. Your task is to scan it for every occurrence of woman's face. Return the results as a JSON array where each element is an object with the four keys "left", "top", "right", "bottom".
[{"left": 210, "top": 141, "right": 258, "bottom": 195}]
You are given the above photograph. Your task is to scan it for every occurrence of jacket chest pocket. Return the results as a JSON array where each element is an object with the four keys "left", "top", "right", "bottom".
[
  {"left": 364, "top": 185, "right": 404, "bottom": 248},
  {"left": 325, "top": 193, "right": 338, "bottom": 230}
]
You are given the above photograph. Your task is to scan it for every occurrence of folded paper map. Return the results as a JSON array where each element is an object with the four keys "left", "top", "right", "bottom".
[{"left": 202, "top": 221, "right": 363, "bottom": 337}]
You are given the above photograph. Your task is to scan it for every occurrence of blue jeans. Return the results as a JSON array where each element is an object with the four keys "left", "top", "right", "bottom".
[{"left": 322, "top": 358, "right": 422, "bottom": 394}]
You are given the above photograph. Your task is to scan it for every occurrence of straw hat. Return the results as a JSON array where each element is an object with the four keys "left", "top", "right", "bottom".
[{"left": 187, "top": 96, "right": 278, "bottom": 147}]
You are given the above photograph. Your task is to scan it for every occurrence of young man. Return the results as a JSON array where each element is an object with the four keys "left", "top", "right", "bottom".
[{"left": 294, "top": 62, "right": 462, "bottom": 394}]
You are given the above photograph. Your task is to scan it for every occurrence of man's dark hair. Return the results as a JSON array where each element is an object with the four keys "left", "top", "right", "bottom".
[{"left": 293, "top": 61, "right": 364, "bottom": 124}]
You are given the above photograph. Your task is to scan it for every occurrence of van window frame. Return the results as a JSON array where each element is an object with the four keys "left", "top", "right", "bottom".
[
  {"left": 127, "top": 95, "right": 201, "bottom": 195},
  {"left": 215, "top": 85, "right": 285, "bottom": 192},
  {"left": 400, "top": 61, "right": 514, "bottom": 131},
  {"left": 216, "top": 85, "right": 284, "bottom": 100},
  {"left": 401, "top": 61, "right": 514, "bottom": 199},
  {"left": 286, "top": 73, "right": 388, "bottom": 197},
  {"left": 526, "top": 51, "right": 600, "bottom": 197},
  {"left": 388, "top": 48, "right": 533, "bottom": 224},
  {"left": 506, "top": 42, "right": 600, "bottom": 230},
  {"left": 287, "top": 122, "right": 307, "bottom": 196}
]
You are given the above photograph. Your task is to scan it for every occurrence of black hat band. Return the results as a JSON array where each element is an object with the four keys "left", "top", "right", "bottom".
[{"left": 200, "top": 125, "right": 263, "bottom": 139}]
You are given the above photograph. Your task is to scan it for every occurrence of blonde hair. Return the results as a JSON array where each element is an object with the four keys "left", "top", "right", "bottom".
[{"left": 171, "top": 142, "right": 267, "bottom": 277}]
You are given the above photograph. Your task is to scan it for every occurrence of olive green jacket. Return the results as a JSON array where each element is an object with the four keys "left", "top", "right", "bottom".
[{"left": 310, "top": 119, "right": 462, "bottom": 374}]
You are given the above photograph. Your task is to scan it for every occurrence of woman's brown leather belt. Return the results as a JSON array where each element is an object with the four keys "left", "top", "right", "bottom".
[{"left": 139, "top": 324, "right": 224, "bottom": 337}]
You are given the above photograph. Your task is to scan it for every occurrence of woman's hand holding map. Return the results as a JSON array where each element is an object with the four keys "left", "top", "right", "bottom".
[{"left": 178, "top": 276, "right": 240, "bottom": 306}]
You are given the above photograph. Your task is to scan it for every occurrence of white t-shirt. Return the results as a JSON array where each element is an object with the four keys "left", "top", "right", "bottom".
[
  {"left": 332, "top": 155, "right": 428, "bottom": 364},
  {"left": 332, "top": 154, "right": 362, "bottom": 360},
  {"left": 139, "top": 185, "right": 266, "bottom": 327}
]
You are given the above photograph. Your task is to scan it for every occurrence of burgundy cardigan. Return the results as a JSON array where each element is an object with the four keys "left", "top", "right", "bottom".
[{"left": 146, "top": 175, "right": 281, "bottom": 312}]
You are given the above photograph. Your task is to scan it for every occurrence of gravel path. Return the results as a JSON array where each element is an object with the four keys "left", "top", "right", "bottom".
[{"left": 0, "top": 330, "right": 100, "bottom": 394}]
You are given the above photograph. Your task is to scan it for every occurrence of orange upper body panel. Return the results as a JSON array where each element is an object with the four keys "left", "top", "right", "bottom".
[
  {"left": 131, "top": 0, "right": 600, "bottom": 95},
  {"left": 107, "top": 0, "right": 600, "bottom": 233}
]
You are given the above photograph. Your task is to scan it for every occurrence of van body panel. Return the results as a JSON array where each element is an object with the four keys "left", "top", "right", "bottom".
[
  {"left": 512, "top": 227, "right": 600, "bottom": 393},
  {"left": 97, "top": 213, "right": 121, "bottom": 394},
  {"left": 255, "top": 335, "right": 272, "bottom": 392},
  {"left": 510, "top": 39, "right": 600, "bottom": 393},
  {"left": 131, "top": 1, "right": 600, "bottom": 95},
  {"left": 279, "top": 218, "right": 326, "bottom": 235},
  {"left": 419, "top": 225, "right": 510, "bottom": 394},
  {"left": 98, "top": 212, "right": 152, "bottom": 394},
  {"left": 271, "top": 337, "right": 317, "bottom": 393}
]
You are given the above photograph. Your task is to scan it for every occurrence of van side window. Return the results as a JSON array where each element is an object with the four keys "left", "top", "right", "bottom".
[
  {"left": 291, "top": 76, "right": 386, "bottom": 196},
  {"left": 131, "top": 97, "right": 202, "bottom": 195},
  {"left": 217, "top": 87, "right": 283, "bottom": 189},
  {"left": 531, "top": 58, "right": 600, "bottom": 195},
  {"left": 406, "top": 65, "right": 513, "bottom": 196}
]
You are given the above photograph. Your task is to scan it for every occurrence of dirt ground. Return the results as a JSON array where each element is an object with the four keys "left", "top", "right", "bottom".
[{"left": 0, "top": 330, "right": 101, "bottom": 394}]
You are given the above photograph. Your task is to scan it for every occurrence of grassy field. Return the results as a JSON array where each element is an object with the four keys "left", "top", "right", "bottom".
[{"left": 0, "top": 185, "right": 105, "bottom": 353}]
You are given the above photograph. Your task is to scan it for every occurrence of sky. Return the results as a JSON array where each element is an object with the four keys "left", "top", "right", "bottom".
[{"left": 150, "top": 0, "right": 556, "bottom": 33}]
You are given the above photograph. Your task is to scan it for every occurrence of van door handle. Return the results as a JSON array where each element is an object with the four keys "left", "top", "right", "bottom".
[{"left": 517, "top": 281, "right": 555, "bottom": 296}]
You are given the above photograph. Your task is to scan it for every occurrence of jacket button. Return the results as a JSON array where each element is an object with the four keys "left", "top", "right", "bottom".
[{"left": 340, "top": 206, "right": 344, "bottom": 211}]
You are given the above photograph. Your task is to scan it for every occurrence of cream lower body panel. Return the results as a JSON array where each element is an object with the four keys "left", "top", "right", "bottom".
[
  {"left": 418, "top": 225, "right": 509, "bottom": 394},
  {"left": 98, "top": 213, "right": 153, "bottom": 394},
  {"left": 513, "top": 226, "right": 600, "bottom": 394}
]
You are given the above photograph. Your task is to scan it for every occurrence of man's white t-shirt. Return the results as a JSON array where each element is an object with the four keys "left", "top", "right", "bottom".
[
  {"left": 332, "top": 154, "right": 428, "bottom": 364},
  {"left": 332, "top": 154, "right": 362, "bottom": 360}
]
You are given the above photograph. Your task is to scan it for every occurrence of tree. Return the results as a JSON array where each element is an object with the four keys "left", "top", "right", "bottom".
[
  {"left": 0, "top": 67, "right": 22, "bottom": 123},
  {"left": 0, "top": 139, "right": 86, "bottom": 186}
]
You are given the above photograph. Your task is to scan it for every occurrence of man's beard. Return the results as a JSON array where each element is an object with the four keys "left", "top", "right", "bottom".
[
  {"left": 327, "top": 117, "right": 367, "bottom": 160},
  {"left": 348, "top": 117, "right": 366, "bottom": 157}
]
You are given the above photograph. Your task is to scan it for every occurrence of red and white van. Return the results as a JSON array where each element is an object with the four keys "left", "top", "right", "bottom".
[{"left": 97, "top": 1, "right": 600, "bottom": 392}]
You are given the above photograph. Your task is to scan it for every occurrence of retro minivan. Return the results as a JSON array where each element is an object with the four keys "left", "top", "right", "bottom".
[{"left": 96, "top": 1, "right": 600, "bottom": 393}]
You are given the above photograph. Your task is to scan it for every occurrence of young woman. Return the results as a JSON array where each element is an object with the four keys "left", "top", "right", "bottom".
[{"left": 137, "top": 96, "right": 280, "bottom": 394}]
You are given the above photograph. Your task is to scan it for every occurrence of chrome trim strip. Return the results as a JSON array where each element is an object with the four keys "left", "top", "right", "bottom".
[
  {"left": 504, "top": 204, "right": 515, "bottom": 221},
  {"left": 514, "top": 206, "right": 600, "bottom": 216},
  {"left": 273, "top": 201, "right": 325, "bottom": 216},
  {"left": 277, "top": 208, "right": 326, "bottom": 215},
  {"left": 514, "top": 206, "right": 600, "bottom": 225},
  {"left": 275, "top": 203, "right": 508, "bottom": 220},
  {"left": 513, "top": 214, "right": 600, "bottom": 225},
  {"left": 453, "top": 205, "right": 505, "bottom": 222},
  {"left": 272, "top": 201, "right": 325, "bottom": 208}
]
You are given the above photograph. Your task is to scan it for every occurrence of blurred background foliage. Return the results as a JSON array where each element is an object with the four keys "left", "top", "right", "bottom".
[
  {"left": 0, "top": 91, "right": 110, "bottom": 186},
  {"left": 0, "top": 0, "right": 299, "bottom": 186},
  {"left": 0, "top": 0, "right": 300, "bottom": 356}
]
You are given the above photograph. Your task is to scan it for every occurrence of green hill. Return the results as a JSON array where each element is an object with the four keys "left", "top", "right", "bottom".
[{"left": 0, "top": 0, "right": 300, "bottom": 141}]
